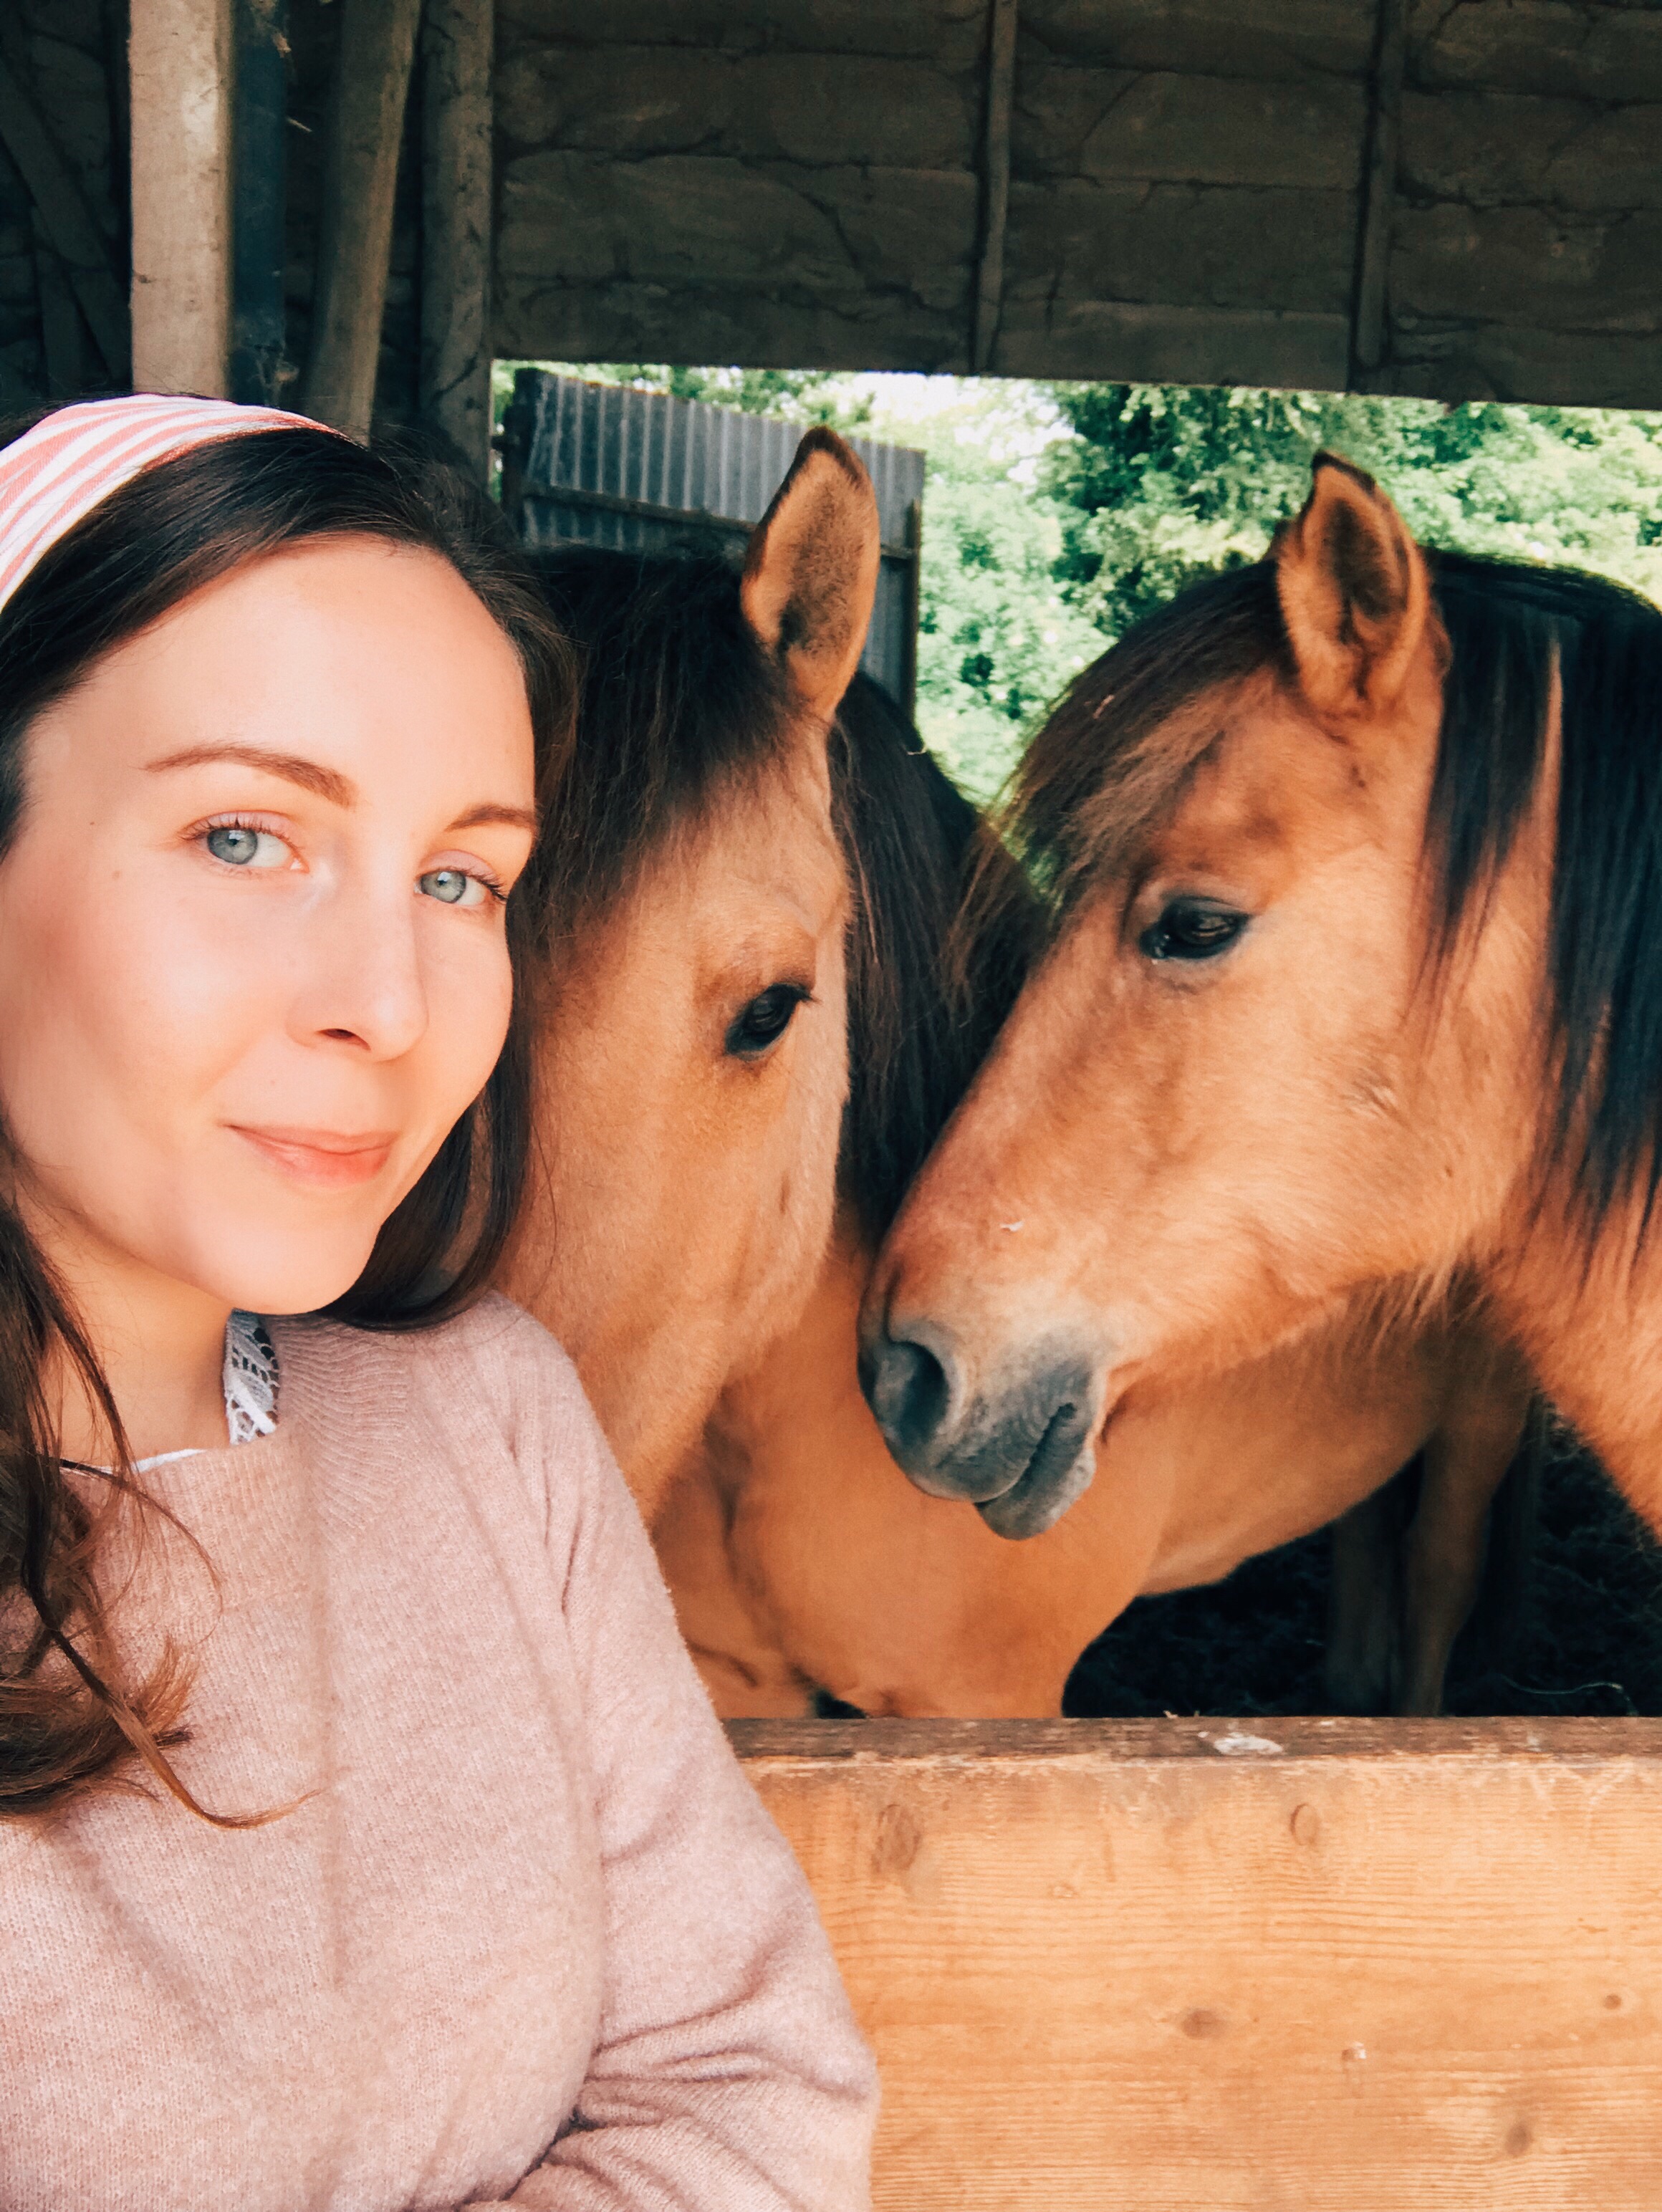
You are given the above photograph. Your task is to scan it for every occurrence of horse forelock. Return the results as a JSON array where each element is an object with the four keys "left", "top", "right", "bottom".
[
  {"left": 1014, "top": 540, "right": 1662, "bottom": 1247},
  {"left": 523, "top": 544, "right": 800, "bottom": 946},
  {"left": 1007, "top": 562, "right": 1289, "bottom": 914}
]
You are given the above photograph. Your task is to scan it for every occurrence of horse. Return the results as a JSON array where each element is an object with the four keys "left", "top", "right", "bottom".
[
  {"left": 498, "top": 427, "right": 879, "bottom": 1514},
  {"left": 859, "top": 451, "right": 1651, "bottom": 1627},
  {"left": 651, "top": 678, "right": 1534, "bottom": 1718}
]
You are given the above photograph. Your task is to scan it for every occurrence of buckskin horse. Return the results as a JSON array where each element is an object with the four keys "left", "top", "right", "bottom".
[
  {"left": 662, "top": 675, "right": 1530, "bottom": 1718},
  {"left": 864, "top": 454, "right": 1662, "bottom": 1660}
]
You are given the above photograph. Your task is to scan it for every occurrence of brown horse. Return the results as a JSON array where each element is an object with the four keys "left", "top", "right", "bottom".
[
  {"left": 655, "top": 679, "right": 1532, "bottom": 1718},
  {"left": 863, "top": 453, "right": 1658, "bottom": 1605},
  {"left": 499, "top": 428, "right": 879, "bottom": 1512}
]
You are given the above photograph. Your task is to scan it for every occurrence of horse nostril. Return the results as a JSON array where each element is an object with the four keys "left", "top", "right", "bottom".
[{"left": 860, "top": 1329, "right": 953, "bottom": 1463}]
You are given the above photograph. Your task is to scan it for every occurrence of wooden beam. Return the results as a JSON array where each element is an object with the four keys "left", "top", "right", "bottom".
[
  {"left": 420, "top": 0, "right": 494, "bottom": 479},
  {"left": 230, "top": 0, "right": 290, "bottom": 406},
  {"left": 1350, "top": 0, "right": 1408, "bottom": 388},
  {"left": 971, "top": 0, "right": 1017, "bottom": 375},
  {"left": 129, "top": 0, "right": 233, "bottom": 396},
  {"left": 0, "top": 47, "right": 129, "bottom": 383},
  {"left": 302, "top": 0, "right": 422, "bottom": 441},
  {"left": 734, "top": 1716, "right": 1662, "bottom": 2208}
]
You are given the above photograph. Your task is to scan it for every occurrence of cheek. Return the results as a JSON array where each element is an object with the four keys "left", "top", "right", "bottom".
[
  {"left": 0, "top": 848, "right": 273, "bottom": 1131},
  {"left": 417, "top": 924, "right": 517, "bottom": 1119}
]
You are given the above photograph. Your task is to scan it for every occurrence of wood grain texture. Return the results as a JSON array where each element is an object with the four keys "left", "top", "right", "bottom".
[
  {"left": 129, "top": 0, "right": 231, "bottom": 396},
  {"left": 302, "top": 0, "right": 421, "bottom": 439},
  {"left": 421, "top": 0, "right": 494, "bottom": 476},
  {"left": 733, "top": 1718, "right": 1662, "bottom": 2208}
]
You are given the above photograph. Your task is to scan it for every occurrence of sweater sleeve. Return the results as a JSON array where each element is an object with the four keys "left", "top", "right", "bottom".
[{"left": 471, "top": 1350, "right": 878, "bottom": 2212}]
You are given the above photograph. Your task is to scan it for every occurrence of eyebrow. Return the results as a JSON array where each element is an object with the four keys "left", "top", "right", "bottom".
[
  {"left": 145, "top": 746, "right": 538, "bottom": 835},
  {"left": 145, "top": 744, "right": 357, "bottom": 808},
  {"left": 448, "top": 802, "right": 539, "bottom": 835}
]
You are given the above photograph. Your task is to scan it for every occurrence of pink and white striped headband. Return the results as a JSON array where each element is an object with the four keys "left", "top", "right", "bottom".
[{"left": 0, "top": 393, "right": 325, "bottom": 621}]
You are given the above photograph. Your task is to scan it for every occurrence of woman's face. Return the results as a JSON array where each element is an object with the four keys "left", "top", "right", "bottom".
[{"left": 0, "top": 535, "right": 537, "bottom": 1317}]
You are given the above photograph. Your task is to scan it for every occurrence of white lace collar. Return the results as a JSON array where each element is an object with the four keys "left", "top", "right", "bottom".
[
  {"left": 224, "top": 1310, "right": 279, "bottom": 1444},
  {"left": 130, "top": 1312, "right": 279, "bottom": 1473}
]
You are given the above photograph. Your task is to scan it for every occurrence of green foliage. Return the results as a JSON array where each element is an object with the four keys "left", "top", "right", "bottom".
[
  {"left": 494, "top": 360, "right": 1662, "bottom": 802},
  {"left": 1045, "top": 383, "right": 1662, "bottom": 647}
]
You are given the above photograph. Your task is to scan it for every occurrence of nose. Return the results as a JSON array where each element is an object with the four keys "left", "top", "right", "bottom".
[
  {"left": 298, "top": 884, "right": 429, "bottom": 1060},
  {"left": 858, "top": 1307, "right": 1105, "bottom": 1541},
  {"left": 858, "top": 1319, "right": 957, "bottom": 1474}
]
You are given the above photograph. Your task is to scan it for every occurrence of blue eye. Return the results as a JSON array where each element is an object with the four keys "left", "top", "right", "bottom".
[
  {"left": 206, "top": 824, "right": 287, "bottom": 869},
  {"left": 419, "top": 867, "right": 484, "bottom": 908}
]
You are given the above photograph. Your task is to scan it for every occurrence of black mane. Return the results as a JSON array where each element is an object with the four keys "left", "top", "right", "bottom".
[
  {"left": 832, "top": 675, "right": 1039, "bottom": 1241},
  {"left": 1014, "top": 541, "right": 1662, "bottom": 1236},
  {"left": 524, "top": 544, "right": 794, "bottom": 936}
]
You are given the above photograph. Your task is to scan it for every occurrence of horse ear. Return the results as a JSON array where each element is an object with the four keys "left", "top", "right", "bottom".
[
  {"left": 741, "top": 428, "right": 881, "bottom": 723},
  {"left": 1274, "top": 452, "right": 1431, "bottom": 721}
]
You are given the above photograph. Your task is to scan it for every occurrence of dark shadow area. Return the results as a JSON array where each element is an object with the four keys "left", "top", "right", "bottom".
[{"left": 1064, "top": 1448, "right": 1662, "bottom": 1719}]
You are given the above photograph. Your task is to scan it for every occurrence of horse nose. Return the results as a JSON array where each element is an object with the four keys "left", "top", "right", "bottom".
[
  {"left": 860, "top": 1307, "right": 1105, "bottom": 1538},
  {"left": 858, "top": 1317, "right": 960, "bottom": 1473}
]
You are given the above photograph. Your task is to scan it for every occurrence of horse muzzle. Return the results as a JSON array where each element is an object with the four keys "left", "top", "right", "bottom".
[{"left": 858, "top": 1313, "right": 1104, "bottom": 1539}]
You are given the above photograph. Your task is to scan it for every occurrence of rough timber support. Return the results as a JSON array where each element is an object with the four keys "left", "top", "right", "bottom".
[{"left": 128, "top": 0, "right": 232, "bottom": 397}]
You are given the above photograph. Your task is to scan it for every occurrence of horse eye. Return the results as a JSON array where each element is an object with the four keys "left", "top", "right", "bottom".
[
  {"left": 725, "top": 984, "right": 809, "bottom": 1058},
  {"left": 1140, "top": 898, "right": 1249, "bottom": 963}
]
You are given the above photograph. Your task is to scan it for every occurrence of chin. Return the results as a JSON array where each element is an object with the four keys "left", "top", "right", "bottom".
[{"left": 186, "top": 1226, "right": 386, "bottom": 1319}]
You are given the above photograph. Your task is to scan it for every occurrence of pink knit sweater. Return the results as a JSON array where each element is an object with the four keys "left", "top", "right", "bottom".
[{"left": 0, "top": 1298, "right": 876, "bottom": 2211}]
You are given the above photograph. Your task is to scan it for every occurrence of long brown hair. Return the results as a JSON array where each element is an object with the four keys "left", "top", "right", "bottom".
[{"left": 0, "top": 422, "right": 574, "bottom": 1820}]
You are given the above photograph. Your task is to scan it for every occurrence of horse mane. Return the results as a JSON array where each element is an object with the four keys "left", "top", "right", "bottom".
[
  {"left": 1012, "top": 542, "right": 1662, "bottom": 1238},
  {"left": 832, "top": 674, "right": 1040, "bottom": 1243},
  {"left": 523, "top": 544, "right": 795, "bottom": 940},
  {"left": 521, "top": 552, "right": 1033, "bottom": 1240}
]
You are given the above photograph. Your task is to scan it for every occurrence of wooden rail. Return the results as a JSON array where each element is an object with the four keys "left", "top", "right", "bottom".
[{"left": 732, "top": 1717, "right": 1662, "bottom": 2209}]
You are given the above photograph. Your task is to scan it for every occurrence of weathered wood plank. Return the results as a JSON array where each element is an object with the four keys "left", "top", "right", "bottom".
[
  {"left": 301, "top": 0, "right": 421, "bottom": 441},
  {"left": 1350, "top": 0, "right": 1406, "bottom": 383},
  {"left": 496, "top": 0, "right": 989, "bottom": 69},
  {"left": 1004, "top": 177, "right": 1358, "bottom": 316},
  {"left": 1019, "top": 0, "right": 1378, "bottom": 80},
  {"left": 129, "top": 0, "right": 231, "bottom": 396},
  {"left": 421, "top": 0, "right": 494, "bottom": 477},
  {"left": 971, "top": 0, "right": 1017, "bottom": 373},
  {"left": 734, "top": 1718, "right": 1662, "bottom": 2209},
  {"left": 1401, "top": 89, "right": 1662, "bottom": 214},
  {"left": 496, "top": 45, "right": 981, "bottom": 171},
  {"left": 231, "top": 0, "right": 289, "bottom": 407},
  {"left": 0, "top": 46, "right": 127, "bottom": 380},
  {"left": 1011, "top": 66, "right": 1367, "bottom": 190},
  {"left": 1408, "top": 0, "right": 1662, "bottom": 102}
]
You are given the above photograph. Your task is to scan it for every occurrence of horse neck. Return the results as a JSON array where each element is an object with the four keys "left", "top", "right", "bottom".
[{"left": 1488, "top": 1199, "right": 1662, "bottom": 1525}]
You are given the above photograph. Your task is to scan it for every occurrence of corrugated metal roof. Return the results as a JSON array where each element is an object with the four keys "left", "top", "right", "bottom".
[{"left": 500, "top": 371, "right": 926, "bottom": 709}]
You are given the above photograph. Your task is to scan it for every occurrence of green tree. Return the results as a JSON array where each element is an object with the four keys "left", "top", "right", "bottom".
[{"left": 1044, "top": 383, "right": 1662, "bottom": 646}]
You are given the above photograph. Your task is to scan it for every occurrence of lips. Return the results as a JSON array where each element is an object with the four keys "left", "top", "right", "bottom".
[{"left": 229, "top": 1124, "right": 396, "bottom": 1190}]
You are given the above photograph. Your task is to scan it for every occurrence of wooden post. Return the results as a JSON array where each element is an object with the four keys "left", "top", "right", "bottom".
[
  {"left": 1349, "top": 0, "right": 1408, "bottom": 390},
  {"left": 301, "top": 0, "right": 422, "bottom": 441},
  {"left": 129, "top": 0, "right": 234, "bottom": 397},
  {"left": 421, "top": 0, "right": 494, "bottom": 479},
  {"left": 230, "top": 0, "right": 289, "bottom": 407},
  {"left": 971, "top": 0, "right": 1018, "bottom": 375},
  {"left": 736, "top": 1717, "right": 1662, "bottom": 2208}
]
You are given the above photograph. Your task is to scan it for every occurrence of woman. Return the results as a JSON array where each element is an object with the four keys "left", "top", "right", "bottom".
[{"left": 0, "top": 396, "right": 875, "bottom": 2211}]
